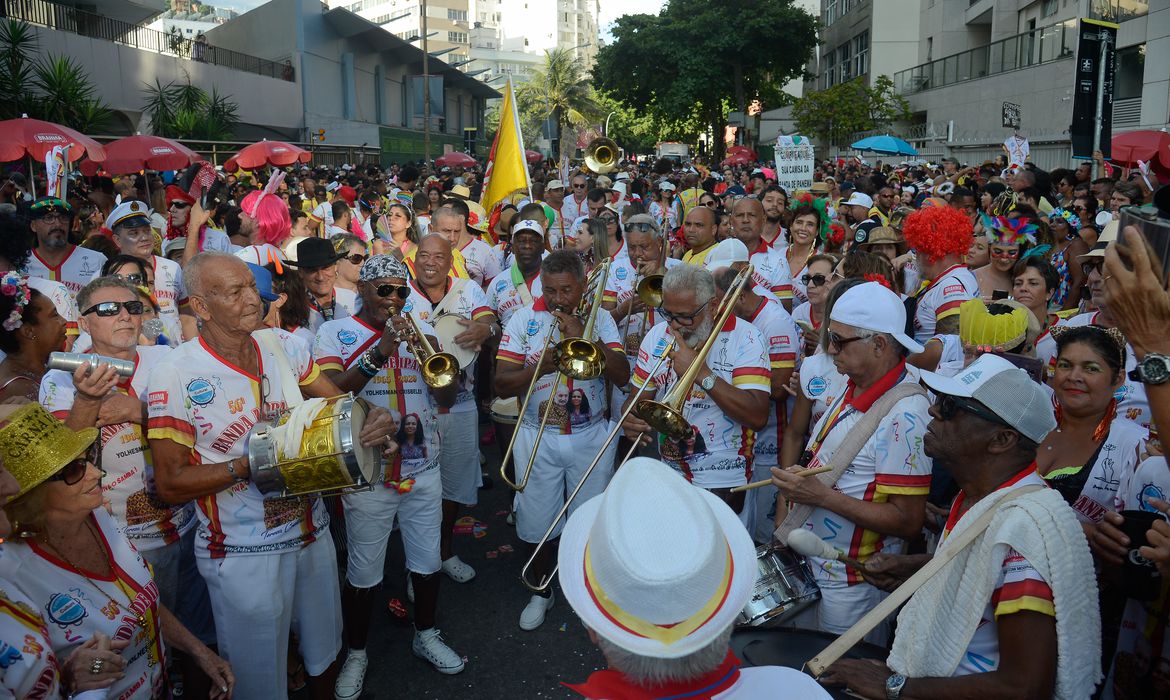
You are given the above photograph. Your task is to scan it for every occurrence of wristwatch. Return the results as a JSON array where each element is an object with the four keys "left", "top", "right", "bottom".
[
  {"left": 1129, "top": 352, "right": 1170, "bottom": 385},
  {"left": 885, "top": 673, "right": 907, "bottom": 700},
  {"left": 699, "top": 373, "right": 716, "bottom": 392}
]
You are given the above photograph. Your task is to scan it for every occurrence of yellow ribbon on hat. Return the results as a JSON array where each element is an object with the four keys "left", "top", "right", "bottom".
[{"left": 582, "top": 541, "right": 734, "bottom": 645}]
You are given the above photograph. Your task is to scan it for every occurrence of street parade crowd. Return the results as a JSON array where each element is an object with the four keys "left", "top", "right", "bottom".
[{"left": 0, "top": 145, "right": 1167, "bottom": 700}]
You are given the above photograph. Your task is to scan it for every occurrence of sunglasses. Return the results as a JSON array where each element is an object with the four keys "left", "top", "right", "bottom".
[
  {"left": 169, "top": 201, "right": 191, "bottom": 209},
  {"left": 934, "top": 393, "right": 1011, "bottom": 428},
  {"left": 114, "top": 272, "right": 146, "bottom": 286},
  {"left": 50, "top": 444, "right": 101, "bottom": 485},
  {"left": 827, "top": 331, "right": 867, "bottom": 352},
  {"left": 658, "top": 299, "right": 710, "bottom": 325},
  {"left": 375, "top": 284, "right": 411, "bottom": 300},
  {"left": 81, "top": 300, "right": 146, "bottom": 317},
  {"left": 702, "top": 201, "right": 718, "bottom": 208},
  {"left": 1081, "top": 260, "right": 1104, "bottom": 276},
  {"left": 598, "top": 216, "right": 616, "bottom": 223},
  {"left": 627, "top": 223, "right": 655, "bottom": 233},
  {"left": 801, "top": 273, "right": 830, "bottom": 288},
  {"left": 342, "top": 253, "right": 369, "bottom": 265},
  {"left": 572, "top": 183, "right": 587, "bottom": 189}
]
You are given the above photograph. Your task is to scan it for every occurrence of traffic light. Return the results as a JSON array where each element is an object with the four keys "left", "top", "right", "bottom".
[{"left": 317, "top": 129, "right": 326, "bottom": 142}]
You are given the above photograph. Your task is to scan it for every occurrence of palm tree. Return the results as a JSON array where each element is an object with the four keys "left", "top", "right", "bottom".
[{"left": 516, "top": 47, "right": 602, "bottom": 157}]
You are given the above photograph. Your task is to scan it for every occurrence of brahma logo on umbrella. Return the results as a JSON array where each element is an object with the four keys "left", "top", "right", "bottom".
[{"left": 33, "top": 133, "right": 66, "bottom": 143}]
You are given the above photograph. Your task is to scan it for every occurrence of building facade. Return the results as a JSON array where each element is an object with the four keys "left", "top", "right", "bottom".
[{"left": 806, "top": 0, "right": 922, "bottom": 93}]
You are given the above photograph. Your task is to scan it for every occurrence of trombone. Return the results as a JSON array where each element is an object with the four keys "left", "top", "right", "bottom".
[
  {"left": 399, "top": 312, "right": 460, "bottom": 389},
  {"left": 499, "top": 260, "right": 612, "bottom": 492}
]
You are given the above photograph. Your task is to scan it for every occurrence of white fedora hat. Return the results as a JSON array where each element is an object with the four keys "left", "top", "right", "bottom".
[{"left": 558, "top": 457, "right": 756, "bottom": 659}]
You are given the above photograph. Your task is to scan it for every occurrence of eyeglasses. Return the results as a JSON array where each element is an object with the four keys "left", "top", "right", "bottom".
[
  {"left": 49, "top": 444, "right": 100, "bottom": 485},
  {"left": 658, "top": 299, "right": 710, "bottom": 325},
  {"left": 627, "top": 222, "right": 655, "bottom": 233},
  {"left": 375, "top": 283, "right": 411, "bottom": 300},
  {"left": 1081, "top": 259, "right": 1104, "bottom": 277},
  {"left": 81, "top": 300, "right": 146, "bottom": 317},
  {"left": 827, "top": 331, "right": 867, "bottom": 352},
  {"left": 801, "top": 273, "right": 830, "bottom": 288},
  {"left": 934, "top": 393, "right": 1012, "bottom": 428},
  {"left": 114, "top": 272, "right": 146, "bottom": 286},
  {"left": 342, "top": 253, "right": 368, "bottom": 265},
  {"left": 169, "top": 201, "right": 191, "bottom": 210}
]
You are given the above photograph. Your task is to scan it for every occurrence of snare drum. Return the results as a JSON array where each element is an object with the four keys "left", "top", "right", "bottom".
[
  {"left": 432, "top": 314, "right": 478, "bottom": 369},
  {"left": 489, "top": 396, "right": 520, "bottom": 425},
  {"left": 248, "top": 395, "right": 379, "bottom": 498},
  {"left": 737, "top": 545, "right": 820, "bottom": 627},
  {"left": 731, "top": 627, "right": 884, "bottom": 700}
]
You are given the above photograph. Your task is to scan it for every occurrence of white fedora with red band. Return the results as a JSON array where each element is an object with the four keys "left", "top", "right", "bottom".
[{"left": 558, "top": 457, "right": 757, "bottom": 659}]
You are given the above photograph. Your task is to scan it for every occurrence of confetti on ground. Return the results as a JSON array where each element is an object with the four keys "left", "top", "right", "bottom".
[
  {"left": 486, "top": 550, "right": 498, "bottom": 559},
  {"left": 387, "top": 598, "right": 408, "bottom": 618}
]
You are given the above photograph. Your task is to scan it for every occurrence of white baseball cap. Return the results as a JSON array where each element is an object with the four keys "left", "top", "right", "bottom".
[
  {"left": 511, "top": 219, "right": 545, "bottom": 237},
  {"left": 920, "top": 353, "right": 1057, "bottom": 443},
  {"left": 659, "top": 181, "right": 676, "bottom": 192},
  {"left": 546, "top": 179, "right": 565, "bottom": 190},
  {"left": 829, "top": 281, "right": 924, "bottom": 354},
  {"left": 843, "top": 192, "right": 874, "bottom": 208},
  {"left": 703, "top": 238, "right": 750, "bottom": 272}
]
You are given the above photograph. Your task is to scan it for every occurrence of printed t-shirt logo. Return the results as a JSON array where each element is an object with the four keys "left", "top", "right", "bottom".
[
  {"left": 807, "top": 376, "right": 827, "bottom": 396},
  {"left": 186, "top": 378, "right": 216, "bottom": 406},
  {"left": 525, "top": 319, "right": 540, "bottom": 336},
  {"left": 148, "top": 391, "right": 168, "bottom": 407},
  {"left": 45, "top": 593, "right": 87, "bottom": 627},
  {"left": 338, "top": 329, "right": 359, "bottom": 345},
  {"left": 495, "top": 279, "right": 509, "bottom": 293},
  {"left": 943, "top": 284, "right": 964, "bottom": 296},
  {"left": 615, "top": 266, "right": 629, "bottom": 280}
]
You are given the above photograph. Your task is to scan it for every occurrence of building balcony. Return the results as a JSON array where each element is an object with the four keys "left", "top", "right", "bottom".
[
  {"left": 894, "top": 20, "right": 1076, "bottom": 95},
  {"left": 1088, "top": 0, "right": 1149, "bottom": 23}
]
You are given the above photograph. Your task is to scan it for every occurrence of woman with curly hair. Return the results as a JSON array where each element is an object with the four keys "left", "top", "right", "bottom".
[{"left": 0, "top": 274, "right": 67, "bottom": 401}]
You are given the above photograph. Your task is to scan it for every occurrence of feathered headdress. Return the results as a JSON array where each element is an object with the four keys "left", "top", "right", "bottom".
[{"left": 981, "top": 214, "right": 1037, "bottom": 247}]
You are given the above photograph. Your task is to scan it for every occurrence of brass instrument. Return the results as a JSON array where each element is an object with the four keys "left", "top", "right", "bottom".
[
  {"left": 633, "top": 264, "right": 754, "bottom": 441},
  {"left": 499, "top": 261, "right": 612, "bottom": 492},
  {"left": 584, "top": 137, "right": 622, "bottom": 174},
  {"left": 400, "top": 312, "right": 460, "bottom": 389}
]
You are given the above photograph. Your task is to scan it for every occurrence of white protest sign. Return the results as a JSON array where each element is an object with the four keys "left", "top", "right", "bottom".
[{"left": 775, "top": 135, "right": 814, "bottom": 193}]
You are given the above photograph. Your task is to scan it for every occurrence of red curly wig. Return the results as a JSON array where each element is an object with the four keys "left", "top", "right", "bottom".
[{"left": 902, "top": 206, "right": 973, "bottom": 264}]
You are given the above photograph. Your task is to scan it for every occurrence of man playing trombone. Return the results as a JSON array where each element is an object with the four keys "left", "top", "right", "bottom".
[
  {"left": 495, "top": 250, "right": 630, "bottom": 631},
  {"left": 314, "top": 255, "right": 466, "bottom": 699},
  {"left": 620, "top": 264, "right": 772, "bottom": 512}
]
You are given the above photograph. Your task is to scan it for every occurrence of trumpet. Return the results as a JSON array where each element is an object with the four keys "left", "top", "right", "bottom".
[
  {"left": 633, "top": 264, "right": 754, "bottom": 441},
  {"left": 398, "top": 312, "right": 460, "bottom": 389},
  {"left": 499, "top": 261, "right": 612, "bottom": 492}
]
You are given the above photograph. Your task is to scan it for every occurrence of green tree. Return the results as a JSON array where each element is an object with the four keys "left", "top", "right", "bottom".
[
  {"left": 792, "top": 75, "right": 912, "bottom": 147},
  {"left": 0, "top": 19, "right": 111, "bottom": 132},
  {"left": 515, "top": 47, "right": 602, "bottom": 157},
  {"left": 593, "top": 0, "right": 818, "bottom": 161},
  {"left": 142, "top": 78, "right": 239, "bottom": 140}
]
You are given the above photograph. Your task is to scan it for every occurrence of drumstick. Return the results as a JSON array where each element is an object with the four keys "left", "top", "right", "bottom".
[
  {"left": 729, "top": 465, "right": 833, "bottom": 493},
  {"left": 787, "top": 529, "right": 866, "bottom": 570}
]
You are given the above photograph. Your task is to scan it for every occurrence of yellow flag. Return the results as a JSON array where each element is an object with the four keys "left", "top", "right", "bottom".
[{"left": 480, "top": 79, "right": 531, "bottom": 219}]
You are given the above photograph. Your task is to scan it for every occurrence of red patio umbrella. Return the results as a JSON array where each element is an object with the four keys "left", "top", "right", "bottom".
[
  {"left": 726, "top": 145, "right": 758, "bottom": 161},
  {"left": 225, "top": 140, "right": 311, "bottom": 172},
  {"left": 1111, "top": 129, "right": 1170, "bottom": 171},
  {"left": 434, "top": 151, "right": 477, "bottom": 168},
  {"left": 0, "top": 116, "right": 107, "bottom": 163},
  {"left": 78, "top": 135, "right": 202, "bottom": 176},
  {"left": 720, "top": 152, "right": 753, "bottom": 167},
  {"left": 525, "top": 150, "right": 544, "bottom": 164}
]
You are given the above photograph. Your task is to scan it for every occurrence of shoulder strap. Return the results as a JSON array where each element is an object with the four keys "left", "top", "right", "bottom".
[
  {"left": 776, "top": 381, "right": 927, "bottom": 541},
  {"left": 805, "top": 484, "right": 1046, "bottom": 676},
  {"left": 254, "top": 328, "right": 303, "bottom": 409},
  {"left": 433, "top": 278, "right": 468, "bottom": 318}
]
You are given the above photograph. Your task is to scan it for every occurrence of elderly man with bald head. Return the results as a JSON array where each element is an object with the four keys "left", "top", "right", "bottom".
[{"left": 146, "top": 251, "right": 397, "bottom": 700}]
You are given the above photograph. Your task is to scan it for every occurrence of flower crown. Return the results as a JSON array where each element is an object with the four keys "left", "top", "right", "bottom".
[
  {"left": 981, "top": 214, "right": 1037, "bottom": 247},
  {"left": 1, "top": 273, "right": 31, "bottom": 332},
  {"left": 1050, "top": 207, "right": 1082, "bottom": 230}
]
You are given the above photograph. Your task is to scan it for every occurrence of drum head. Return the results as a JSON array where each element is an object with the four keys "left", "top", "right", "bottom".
[
  {"left": 731, "top": 627, "right": 885, "bottom": 700},
  {"left": 349, "top": 397, "right": 379, "bottom": 482},
  {"left": 490, "top": 396, "right": 520, "bottom": 425},
  {"left": 432, "top": 314, "right": 479, "bottom": 369}
]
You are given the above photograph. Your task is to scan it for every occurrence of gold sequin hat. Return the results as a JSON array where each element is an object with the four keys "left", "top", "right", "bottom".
[{"left": 0, "top": 403, "right": 98, "bottom": 501}]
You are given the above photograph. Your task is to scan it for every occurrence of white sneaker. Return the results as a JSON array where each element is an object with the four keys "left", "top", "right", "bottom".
[
  {"left": 441, "top": 555, "right": 476, "bottom": 583},
  {"left": 333, "top": 650, "right": 368, "bottom": 700},
  {"left": 519, "top": 591, "right": 555, "bottom": 631},
  {"left": 406, "top": 573, "right": 414, "bottom": 603},
  {"left": 412, "top": 628, "right": 465, "bottom": 674}
]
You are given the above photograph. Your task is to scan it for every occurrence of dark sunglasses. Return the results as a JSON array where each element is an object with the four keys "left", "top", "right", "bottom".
[
  {"left": 376, "top": 284, "right": 411, "bottom": 300},
  {"left": 627, "top": 222, "right": 655, "bottom": 233},
  {"left": 658, "top": 299, "right": 710, "bottom": 325},
  {"left": 598, "top": 216, "right": 616, "bottom": 223},
  {"left": 1081, "top": 260, "right": 1104, "bottom": 277},
  {"left": 571, "top": 183, "right": 587, "bottom": 189},
  {"left": 50, "top": 444, "right": 101, "bottom": 485},
  {"left": 81, "top": 300, "right": 146, "bottom": 317},
  {"left": 935, "top": 393, "right": 1011, "bottom": 428},
  {"left": 801, "top": 273, "right": 830, "bottom": 288},
  {"left": 702, "top": 201, "right": 718, "bottom": 208},
  {"left": 827, "top": 330, "right": 867, "bottom": 352},
  {"left": 169, "top": 201, "right": 191, "bottom": 210},
  {"left": 342, "top": 253, "right": 369, "bottom": 265},
  {"left": 114, "top": 272, "right": 146, "bottom": 286}
]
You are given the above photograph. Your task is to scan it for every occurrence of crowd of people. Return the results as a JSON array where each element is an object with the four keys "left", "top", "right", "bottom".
[{"left": 0, "top": 146, "right": 1167, "bottom": 700}]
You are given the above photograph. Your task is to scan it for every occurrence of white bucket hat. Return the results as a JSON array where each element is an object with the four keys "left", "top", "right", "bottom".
[
  {"left": 558, "top": 457, "right": 757, "bottom": 659},
  {"left": 830, "top": 281, "right": 925, "bottom": 354}
]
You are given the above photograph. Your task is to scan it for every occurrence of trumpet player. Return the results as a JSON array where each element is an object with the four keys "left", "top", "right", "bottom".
[
  {"left": 314, "top": 255, "right": 466, "bottom": 699},
  {"left": 495, "top": 250, "right": 629, "bottom": 631},
  {"left": 620, "top": 264, "right": 772, "bottom": 512}
]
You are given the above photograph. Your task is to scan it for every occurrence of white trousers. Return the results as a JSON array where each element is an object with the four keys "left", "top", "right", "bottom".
[{"left": 343, "top": 467, "right": 442, "bottom": 586}]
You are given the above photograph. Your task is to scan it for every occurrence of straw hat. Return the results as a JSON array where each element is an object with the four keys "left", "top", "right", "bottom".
[
  {"left": 557, "top": 457, "right": 756, "bottom": 658},
  {"left": 855, "top": 225, "right": 908, "bottom": 255},
  {"left": 0, "top": 403, "right": 97, "bottom": 501},
  {"left": 465, "top": 200, "right": 489, "bottom": 232}
]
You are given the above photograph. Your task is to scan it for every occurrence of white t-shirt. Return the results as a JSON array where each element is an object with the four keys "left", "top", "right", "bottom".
[
  {"left": 0, "top": 510, "right": 166, "bottom": 698},
  {"left": 40, "top": 345, "right": 195, "bottom": 552},
  {"left": 1045, "top": 417, "right": 1145, "bottom": 524},
  {"left": 199, "top": 226, "right": 235, "bottom": 253},
  {"left": 630, "top": 317, "right": 771, "bottom": 489},
  {"left": 315, "top": 314, "right": 441, "bottom": 479},
  {"left": 799, "top": 351, "right": 847, "bottom": 430},
  {"left": 912, "top": 264, "right": 979, "bottom": 344},
  {"left": 487, "top": 266, "right": 543, "bottom": 328},
  {"left": 798, "top": 363, "right": 933, "bottom": 587},
  {"left": 457, "top": 236, "right": 502, "bottom": 289},
  {"left": 307, "top": 286, "right": 359, "bottom": 333},
  {"left": 602, "top": 257, "right": 681, "bottom": 361},
  {"left": 146, "top": 329, "right": 328, "bottom": 558},
  {"left": 497, "top": 297, "right": 622, "bottom": 433},
  {"left": 404, "top": 279, "right": 494, "bottom": 413},
  {"left": 233, "top": 243, "right": 285, "bottom": 266},
  {"left": 26, "top": 276, "right": 79, "bottom": 345},
  {"left": 1004, "top": 135, "right": 1030, "bottom": 168},
  {"left": 24, "top": 245, "right": 106, "bottom": 296},
  {"left": 748, "top": 239, "right": 794, "bottom": 304},
  {"left": 1055, "top": 311, "right": 1151, "bottom": 428},
  {"left": 559, "top": 197, "right": 588, "bottom": 231},
  {"left": 743, "top": 299, "right": 800, "bottom": 468},
  {"left": 149, "top": 255, "right": 188, "bottom": 343},
  {"left": 0, "top": 577, "right": 62, "bottom": 699}
]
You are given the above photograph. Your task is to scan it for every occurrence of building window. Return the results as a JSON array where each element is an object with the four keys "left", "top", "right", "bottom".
[
  {"left": 822, "top": 52, "right": 836, "bottom": 89},
  {"left": 1114, "top": 43, "right": 1145, "bottom": 100},
  {"left": 447, "top": 8, "right": 467, "bottom": 21},
  {"left": 853, "top": 30, "right": 869, "bottom": 76},
  {"left": 1042, "top": 0, "right": 1058, "bottom": 16},
  {"left": 448, "top": 31, "right": 467, "bottom": 43},
  {"left": 825, "top": 0, "right": 837, "bottom": 25},
  {"left": 837, "top": 42, "right": 852, "bottom": 83}
]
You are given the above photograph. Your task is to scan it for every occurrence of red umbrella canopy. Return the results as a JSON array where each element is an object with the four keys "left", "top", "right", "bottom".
[
  {"left": 78, "top": 135, "right": 202, "bottom": 176},
  {"left": 229, "top": 140, "right": 311, "bottom": 170},
  {"left": 0, "top": 116, "right": 106, "bottom": 163},
  {"left": 726, "top": 145, "right": 758, "bottom": 161},
  {"left": 435, "top": 152, "right": 477, "bottom": 168},
  {"left": 525, "top": 150, "right": 544, "bottom": 164},
  {"left": 1111, "top": 129, "right": 1170, "bottom": 171},
  {"left": 721, "top": 152, "right": 753, "bottom": 167}
]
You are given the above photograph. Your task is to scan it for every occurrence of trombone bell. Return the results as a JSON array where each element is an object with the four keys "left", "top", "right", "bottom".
[
  {"left": 636, "top": 274, "right": 663, "bottom": 308},
  {"left": 633, "top": 399, "right": 691, "bottom": 441},
  {"left": 555, "top": 338, "right": 606, "bottom": 380},
  {"left": 584, "top": 137, "right": 621, "bottom": 174}
]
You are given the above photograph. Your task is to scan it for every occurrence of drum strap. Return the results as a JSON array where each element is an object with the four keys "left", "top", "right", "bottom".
[
  {"left": 255, "top": 329, "right": 303, "bottom": 409},
  {"left": 804, "top": 484, "right": 1045, "bottom": 677},
  {"left": 774, "top": 382, "right": 926, "bottom": 542}
]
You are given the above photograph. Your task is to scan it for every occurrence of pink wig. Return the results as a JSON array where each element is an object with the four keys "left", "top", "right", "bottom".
[{"left": 240, "top": 189, "right": 291, "bottom": 246}]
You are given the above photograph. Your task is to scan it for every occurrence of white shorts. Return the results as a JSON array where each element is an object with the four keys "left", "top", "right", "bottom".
[
  {"left": 197, "top": 534, "right": 343, "bottom": 697},
  {"left": 789, "top": 580, "right": 890, "bottom": 647},
  {"left": 343, "top": 467, "right": 442, "bottom": 587},
  {"left": 439, "top": 412, "right": 481, "bottom": 506},
  {"left": 739, "top": 458, "right": 780, "bottom": 544},
  {"left": 513, "top": 421, "right": 617, "bottom": 543}
]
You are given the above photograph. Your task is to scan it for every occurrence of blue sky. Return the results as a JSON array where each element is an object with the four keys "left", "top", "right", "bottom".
[{"left": 598, "top": 0, "right": 665, "bottom": 42}]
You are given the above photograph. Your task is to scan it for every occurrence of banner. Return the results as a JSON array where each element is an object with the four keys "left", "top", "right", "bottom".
[
  {"left": 480, "top": 79, "right": 531, "bottom": 217},
  {"left": 45, "top": 145, "right": 68, "bottom": 198},
  {"left": 774, "top": 135, "right": 815, "bottom": 193},
  {"left": 1071, "top": 18, "right": 1117, "bottom": 159}
]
